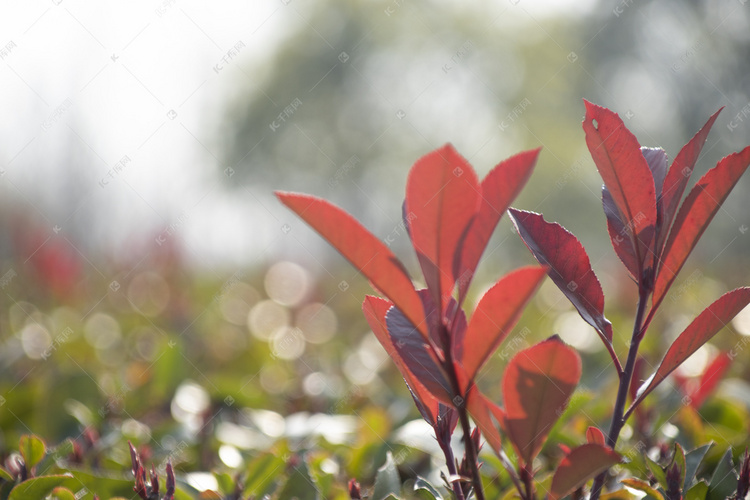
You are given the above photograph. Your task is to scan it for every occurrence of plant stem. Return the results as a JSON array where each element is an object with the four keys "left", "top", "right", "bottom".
[
  {"left": 457, "top": 406, "right": 486, "bottom": 500},
  {"left": 521, "top": 464, "right": 536, "bottom": 500},
  {"left": 438, "top": 435, "right": 466, "bottom": 500},
  {"left": 590, "top": 286, "right": 649, "bottom": 500}
]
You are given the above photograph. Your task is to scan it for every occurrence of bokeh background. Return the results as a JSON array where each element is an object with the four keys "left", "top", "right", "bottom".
[{"left": 1, "top": 0, "right": 750, "bottom": 496}]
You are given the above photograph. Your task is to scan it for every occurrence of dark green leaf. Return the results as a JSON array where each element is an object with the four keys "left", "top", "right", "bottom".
[
  {"left": 685, "top": 443, "right": 712, "bottom": 490},
  {"left": 707, "top": 448, "right": 737, "bottom": 500},
  {"left": 8, "top": 475, "right": 70, "bottom": 500},
  {"left": 414, "top": 477, "right": 443, "bottom": 500},
  {"left": 373, "top": 452, "right": 401, "bottom": 500}
]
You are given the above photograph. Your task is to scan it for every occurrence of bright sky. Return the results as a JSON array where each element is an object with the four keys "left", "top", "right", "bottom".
[{"left": 0, "top": 0, "right": 597, "bottom": 270}]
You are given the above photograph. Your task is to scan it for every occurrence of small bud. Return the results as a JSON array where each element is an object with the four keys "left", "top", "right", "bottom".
[
  {"left": 150, "top": 466, "right": 159, "bottom": 496},
  {"left": 128, "top": 441, "right": 140, "bottom": 477},
  {"left": 348, "top": 478, "right": 362, "bottom": 499},
  {"left": 165, "top": 461, "right": 176, "bottom": 500}
]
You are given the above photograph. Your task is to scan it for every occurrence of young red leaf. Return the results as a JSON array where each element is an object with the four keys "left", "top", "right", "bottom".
[
  {"left": 501, "top": 335, "right": 581, "bottom": 466},
  {"left": 362, "top": 295, "right": 443, "bottom": 418},
  {"left": 583, "top": 100, "right": 657, "bottom": 273},
  {"left": 405, "top": 144, "right": 480, "bottom": 314},
  {"left": 685, "top": 352, "right": 732, "bottom": 409},
  {"left": 632, "top": 287, "right": 750, "bottom": 409},
  {"left": 508, "top": 208, "right": 614, "bottom": 343},
  {"left": 386, "top": 300, "right": 455, "bottom": 404},
  {"left": 549, "top": 444, "right": 621, "bottom": 500},
  {"left": 455, "top": 148, "right": 540, "bottom": 303},
  {"left": 586, "top": 426, "right": 606, "bottom": 445},
  {"left": 277, "top": 192, "right": 428, "bottom": 340},
  {"left": 602, "top": 147, "right": 667, "bottom": 278},
  {"left": 658, "top": 109, "right": 722, "bottom": 255},
  {"left": 653, "top": 146, "right": 750, "bottom": 309},
  {"left": 603, "top": 186, "right": 639, "bottom": 279},
  {"left": 452, "top": 265, "right": 547, "bottom": 389}
]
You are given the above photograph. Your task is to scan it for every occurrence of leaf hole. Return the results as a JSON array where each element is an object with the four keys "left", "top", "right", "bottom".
[{"left": 592, "top": 118, "right": 599, "bottom": 130}]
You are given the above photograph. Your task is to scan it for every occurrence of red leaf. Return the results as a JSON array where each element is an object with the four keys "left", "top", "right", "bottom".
[
  {"left": 508, "top": 209, "right": 613, "bottom": 343},
  {"left": 501, "top": 336, "right": 581, "bottom": 466},
  {"left": 633, "top": 287, "right": 750, "bottom": 409},
  {"left": 602, "top": 147, "right": 667, "bottom": 279},
  {"left": 603, "top": 186, "right": 639, "bottom": 279},
  {"left": 583, "top": 100, "right": 657, "bottom": 274},
  {"left": 277, "top": 192, "right": 428, "bottom": 340},
  {"left": 455, "top": 148, "right": 540, "bottom": 303},
  {"left": 658, "top": 109, "right": 722, "bottom": 255},
  {"left": 465, "top": 386, "right": 503, "bottom": 455},
  {"left": 689, "top": 352, "right": 732, "bottom": 409},
  {"left": 549, "top": 444, "right": 621, "bottom": 500},
  {"left": 386, "top": 300, "right": 455, "bottom": 404},
  {"left": 405, "top": 144, "right": 480, "bottom": 314},
  {"left": 363, "top": 296, "right": 443, "bottom": 419},
  {"left": 586, "top": 426, "right": 606, "bottom": 445},
  {"left": 453, "top": 265, "right": 546, "bottom": 389},
  {"left": 653, "top": 146, "right": 750, "bottom": 309}
]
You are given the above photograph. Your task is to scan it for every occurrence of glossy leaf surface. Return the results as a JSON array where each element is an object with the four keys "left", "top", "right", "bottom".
[
  {"left": 456, "top": 148, "right": 540, "bottom": 302},
  {"left": 653, "top": 146, "right": 750, "bottom": 307},
  {"left": 277, "top": 192, "right": 428, "bottom": 339},
  {"left": 405, "top": 144, "right": 479, "bottom": 314},
  {"left": 634, "top": 287, "right": 750, "bottom": 408},
  {"left": 502, "top": 336, "right": 581, "bottom": 465},
  {"left": 583, "top": 100, "right": 657, "bottom": 272},
  {"left": 550, "top": 444, "right": 621, "bottom": 500},
  {"left": 508, "top": 208, "right": 613, "bottom": 342},
  {"left": 453, "top": 265, "right": 546, "bottom": 387}
]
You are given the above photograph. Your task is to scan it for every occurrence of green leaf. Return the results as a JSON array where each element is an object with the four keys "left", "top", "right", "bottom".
[
  {"left": 621, "top": 478, "right": 664, "bottom": 500},
  {"left": 646, "top": 455, "right": 667, "bottom": 490},
  {"left": 685, "top": 480, "right": 709, "bottom": 500},
  {"left": 685, "top": 443, "right": 712, "bottom": 490},
  {"left": 243, "top": 452, "right": 285, "bottom": 498},
  {"left": 0, "top": 467, "right": 14, "bottom": 482},
  {"left": 47, "top": 487, "right": 77, "bottom": 500},
  {"left": 277, "top": 456, "right": 320, "bottom": 500},
  {"left": 18, "top": 435, "right": 46, "bottom": 471},
  {"left": 671, "top": 443, "right": 686, "bottom": 489},
  {"left": 414, "top": 477, "right": 443, "bottom": 500},
  {"left": 8, "top": 475, "right": 70, "bottom": 500},
  {"left": 707, "top": 448, "right": 737, "bottom": 500},
  {"left": 373, "top": 452, "right": 401, "bottom": 500}
]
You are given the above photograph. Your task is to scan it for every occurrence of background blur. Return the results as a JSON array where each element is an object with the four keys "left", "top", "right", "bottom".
[{"left": 1, "top": 0, "right": 750, "bottom": 494}]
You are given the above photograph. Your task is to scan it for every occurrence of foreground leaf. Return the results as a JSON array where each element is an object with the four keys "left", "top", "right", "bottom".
[
  {"left": 453, "top": 265, "right": 546, "bottom": 387},
  {"left": 508, "top": 209, "right": 613, "bottom": 343},
  {"left": 363, "top": 296, "right": 446, "bottom": 414},
  {"left": 456, "top": 148, "right": 540, "bottom": 302},
  {"left": 276, "top": 192, "right": 428, "bottom": 339},
  {"left": 405, "top": 144, "right": 480, "bottom": 314},
  {"left": 684, "top": 443, "right": 712, "bottom": 490},
  {"left": 550, "top": 444, "right": 621, "bottom": 500},
  {"left": 583, "top": 100, "right": 657, "bottom": 273},
  {"left": 634, "top": 288, "right": 750, "bottom": 408},
  {"left": 9, "top": 475, "right": 71, "bottom": 500},
  {"left": 501, "top": 336, "right": 581, "bottom": 465},
  {"left": 386, "top": 302, "right": 454, "bottom": 403},
  {"left": 659, "top": 109, "right": 722, "bottom": 255},
  {"left": 653, "top": 146, "right": 750, "bottom": 308}
]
